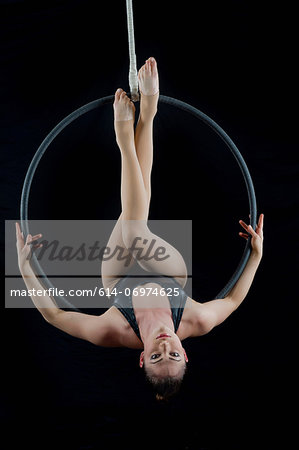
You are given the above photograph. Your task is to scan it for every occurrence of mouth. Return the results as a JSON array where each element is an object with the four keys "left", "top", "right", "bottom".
[{"left": 156, "top": 333, "right": 171, "bottom": 339}]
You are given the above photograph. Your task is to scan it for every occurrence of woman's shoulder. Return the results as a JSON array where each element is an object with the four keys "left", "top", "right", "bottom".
[
  {"left": 177, "top": 297, "right": 204, "bottom": 339},
  {"left": 179, "top": 297, "right": 220, "bottom": 338},
  {"left": 101, "top": 306, "right": 144, "bottom": 349}
]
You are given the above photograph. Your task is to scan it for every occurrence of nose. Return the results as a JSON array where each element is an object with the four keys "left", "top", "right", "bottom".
[{"left": 159, "top": 340, "right": 170, "bottom": 349}]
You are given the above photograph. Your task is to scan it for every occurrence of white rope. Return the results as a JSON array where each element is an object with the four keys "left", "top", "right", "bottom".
[{"left": 126, "top": 0, "right": 139, "bottom": 102}]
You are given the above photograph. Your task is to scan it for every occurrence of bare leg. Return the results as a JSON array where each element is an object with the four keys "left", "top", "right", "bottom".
[
  {"left": 101, "top": 88, "right": 149, "bottom": 290},
  {"left": 122, "top": 59, "right": 187, "bottom": 286},
  {"left": 102, "top": 60, "right": 187, "bottom": 289},
  {"left": 101, "top": 58, "right": 158, "bottom": 291},
  {"left": 134, "top": 57, "right": 159, "bottom": 203},
  {"left": 114, "top": 88, "right": 149, "bottom": 221},
  {"left": 101, "top": 213, "right": 136, "bottom": 290}
]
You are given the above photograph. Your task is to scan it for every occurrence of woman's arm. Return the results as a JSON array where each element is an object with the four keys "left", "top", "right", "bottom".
[
  {"left": 16, "top": 222, "right": 60, "bottom": 323},
  {"left": 20, "top": 263, "right": 60, "bottom": 322},
  {"left": 193, "top": 214, "right": 264, "bottom": 334},
  {"left": 226, "top": 250, "right": 262, "bottom": 308},
  {"left": 15, "top": 223, "right": 111, "bottom": 345},
  {"left": 229, "top": 213, "right": 264, "bottom": 306}
]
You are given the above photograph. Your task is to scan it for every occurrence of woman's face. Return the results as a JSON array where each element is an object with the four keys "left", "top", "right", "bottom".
[{"left": 139, "top": 331, "right": 188, "bottom": 377}]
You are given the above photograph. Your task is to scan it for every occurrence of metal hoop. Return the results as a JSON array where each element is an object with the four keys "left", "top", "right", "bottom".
[{"left": 20, "top": 95, "right": 257, "bottom": 308}]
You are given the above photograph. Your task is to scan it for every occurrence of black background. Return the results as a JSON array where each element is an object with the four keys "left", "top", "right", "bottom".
[{"left": 1, "top": 1, "right": 297, "bottom": 449}]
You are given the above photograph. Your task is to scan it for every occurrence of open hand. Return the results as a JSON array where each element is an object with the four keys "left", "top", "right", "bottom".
[
  {"left": 239, "top": 213, "right": 264, "bottom": 257},
  {"left": 15, "top": 222, "right": 43, "bottom": 270}
]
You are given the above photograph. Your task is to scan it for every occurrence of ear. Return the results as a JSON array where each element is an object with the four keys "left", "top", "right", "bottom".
[
  {"left": 183, "top": 348, "right": 188, "bottom": 363},
  {"left": 139, "top": 351, "right": 144, "bottom": 368}
]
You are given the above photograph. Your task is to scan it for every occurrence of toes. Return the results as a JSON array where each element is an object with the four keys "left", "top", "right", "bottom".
[
  {"left": 119, "top": 91, "right": 134, "bottom": 107},
  {"left": 144, "top": 57, "right": 158, "bottom": 75},
  {"left": 120, "top": 91, "right": 130, "bottom": 103},
  {"left": 124, "top": 95, "right": 130, "bottom": 105},
  {"left": 138, "top": 65, "right": 145, "bottom": 77},
  {"left": 114, "top": 89, "right": 132, "bottom": 110},
  {"left": 114, "top": 88, "right": 123, "bottom": 101},
  {"left": 150, "top": 57, "right": 157, "bottom": 74}
]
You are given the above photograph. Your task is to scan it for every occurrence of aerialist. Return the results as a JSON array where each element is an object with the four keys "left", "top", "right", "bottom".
[{"left": 16, "top": 57, "right": 264, "bottom": 401}]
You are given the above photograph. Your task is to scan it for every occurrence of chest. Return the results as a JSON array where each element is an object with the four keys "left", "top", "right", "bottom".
[{"left": 105, "top": 296, "right": 198, "bottom": 349}]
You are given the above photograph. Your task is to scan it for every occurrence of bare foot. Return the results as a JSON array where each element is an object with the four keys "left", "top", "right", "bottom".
[
  {"left": 138, "top": 57, "right": 159, "bottom": 96},
  {"left": 138, "top": 57, "right": 159, "bottom": 120},
  {"left": 113, "top": 88, "right": 135, "bottom": 148},
  {"left": 113, "top": 88, "right": 135, "bottom": 122}
]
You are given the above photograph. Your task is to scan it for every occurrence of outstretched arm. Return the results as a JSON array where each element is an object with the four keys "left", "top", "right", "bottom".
[
  {"left": 193, "top": 214, "right": 264, "bottom": 335},
  {"left": 16, "top": 222, "right": 60, "bottom": 322},
  {"left": 15, "top": 223, "right": 110, "bottom": 345}
]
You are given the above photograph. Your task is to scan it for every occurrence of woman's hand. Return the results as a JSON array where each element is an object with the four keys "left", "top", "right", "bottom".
[
  {"left": 239, "top": 213, "right": 264, "bottom": 257},
  {"left": 15, "top": 222, "right": 43, "bottom": 271}
]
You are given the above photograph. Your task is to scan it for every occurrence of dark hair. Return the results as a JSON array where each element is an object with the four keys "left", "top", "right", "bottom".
[{"left": 144, "top": 362, "right": 186, "bottom": 402}]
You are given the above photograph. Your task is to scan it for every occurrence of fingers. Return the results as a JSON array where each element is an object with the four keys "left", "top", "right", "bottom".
[
  {"left": 25, "top": 234, "right": 32, "bottom": 246},
  {"left": 239, "top": 220, "right": 250, "bottom": 232},
  {"left": 15, "top": 222, "right": 23, "bottom": 239},
  {"left": 26, "top": 234, "right": 43, "bottom": 248},
  {"left": 257, "top": 213, "right": 264, "bottom": 232},
  {"left": 15, "top": 223, "right": 43, "bottom": 263},
  {"left": 251, "top": 214, "right": 264, "bottom": 239},
  {"left": 28, "top": 233, "right": 42, "bottom": 244},
  {"left": 23, "top": 234, "right": 43, "bottom": 254},
  {"left": 15, "top": 223, "right": 43, "bottom": 246},
  {"left": 239, "top": 232, "right": 249, "bottom": 240},
  {"left": 239, "top": 220, "right": 257, "bottom": 239},
  {"left": 32, "top": 243, "right": 43, "bottom": 250},
  {"left": 248, "top": 224, "right": 258, "bottom": 237},
  {"left": 239, "top": 214, "right": 264, "bottom": 243},
  {"left": 15, "top": 222, "right": 24, "bottom": 251}
]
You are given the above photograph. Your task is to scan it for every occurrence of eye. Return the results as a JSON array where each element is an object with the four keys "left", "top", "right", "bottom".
[
  {"left": 170, "top": 352, "right": 180, "bottom": 358},
  {"left": 150, "top": 354, "right": 161, "bottom": 360}
]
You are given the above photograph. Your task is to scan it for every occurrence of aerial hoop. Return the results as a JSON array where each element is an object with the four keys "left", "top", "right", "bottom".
[{"left": 20, "top": 94, "right": 257, "bottom": 309}]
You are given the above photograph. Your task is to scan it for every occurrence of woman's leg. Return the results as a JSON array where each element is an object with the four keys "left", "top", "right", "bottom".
[
  {"left": 102, "top": 59, "right": 187, "bottom": 289},
  {"left": 114, "top": 89, "right": 149, "bottom": 221},
  {"left": 101, "top": 89, "right": 146, "bottom": 290},
  {"left": 101, "top": 213, "right": 136, "bottom": 290},
  {"left": 121, "top": 59, "right": 188, "bottom": 286},
  {"left": 101, "top": 59, "right": 158, "bottom": 291},
  {"left": 134, "top": 57, "right": 159, "bottom": 204}
]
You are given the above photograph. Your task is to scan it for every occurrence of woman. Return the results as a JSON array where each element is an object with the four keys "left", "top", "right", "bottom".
[{"left": 16, "top": 57, "right": 264, "bottom": 401}]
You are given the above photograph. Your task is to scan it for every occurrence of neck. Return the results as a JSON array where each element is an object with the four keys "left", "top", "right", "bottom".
[{"left": 137, "top": 309, "right": 174, "bottom": 343}]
